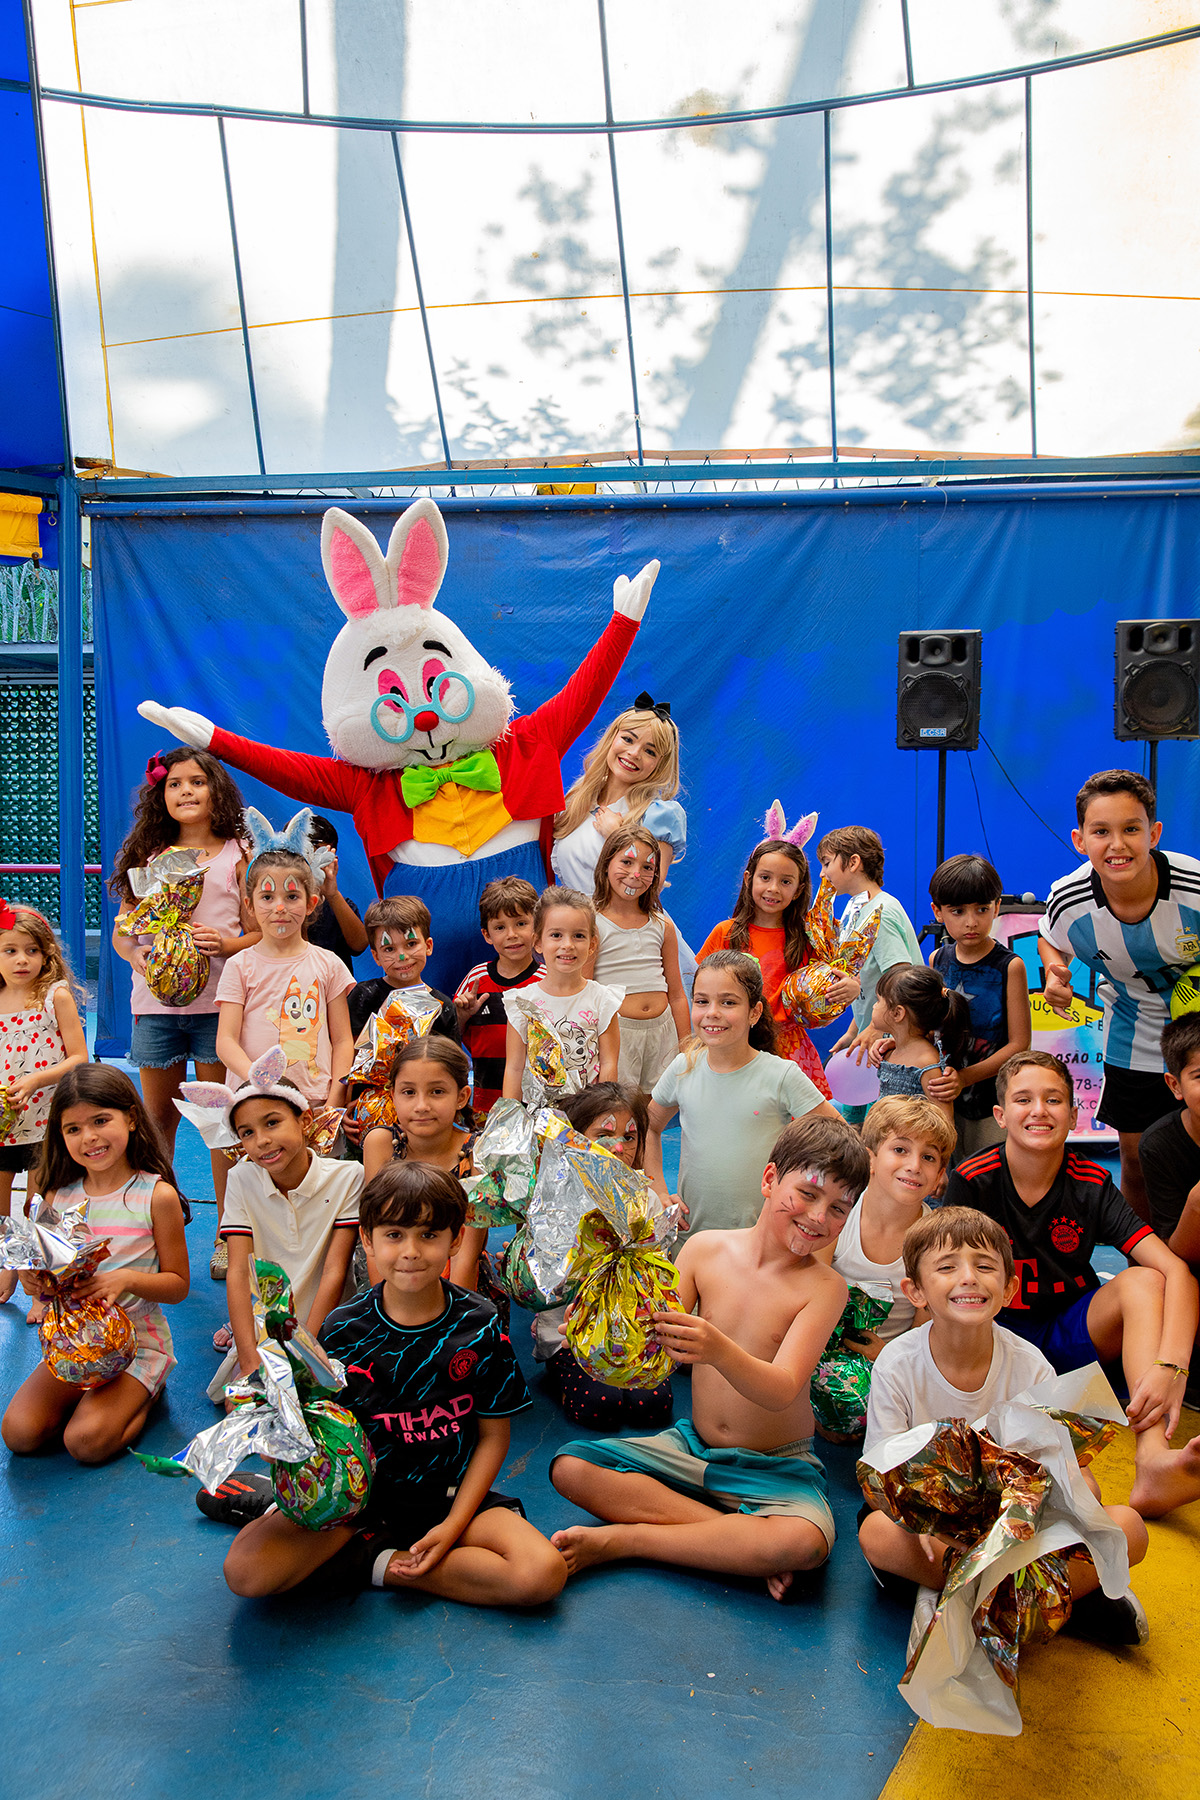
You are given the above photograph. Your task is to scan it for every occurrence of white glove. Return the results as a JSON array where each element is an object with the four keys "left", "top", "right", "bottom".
[
  {"left": 137, "top": 700, "right": 215, "bottom": 750},
  {"left": 612, "top": 559, "right": 660, "bottom": 622}
]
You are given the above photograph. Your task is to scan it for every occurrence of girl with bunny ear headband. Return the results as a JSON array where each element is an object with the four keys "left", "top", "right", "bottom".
[
  {"left": 138, "top": 498, "right": 659, "bottom": 994},
  {"left": 696, "top": 803, "right": 859, "bottom": 1102}
]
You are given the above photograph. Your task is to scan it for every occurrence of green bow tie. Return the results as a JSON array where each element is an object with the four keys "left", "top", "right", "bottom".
[{"left": 401, "top": 749, "right": 502, "bottom": 809}]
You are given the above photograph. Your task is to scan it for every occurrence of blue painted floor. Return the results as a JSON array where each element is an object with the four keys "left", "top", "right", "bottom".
[{"left": 1, "top": 1074, "right": 922, "bottom": 1800}]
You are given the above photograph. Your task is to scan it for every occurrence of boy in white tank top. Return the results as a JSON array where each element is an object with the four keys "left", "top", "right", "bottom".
[{"left": 811, "top": 1097, "right": 955, "bottom": 1441}]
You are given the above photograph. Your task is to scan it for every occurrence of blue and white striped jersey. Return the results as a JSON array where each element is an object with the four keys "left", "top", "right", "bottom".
[{"left": 1039, "top": 849, "right": 1200, "bottom": 1071}]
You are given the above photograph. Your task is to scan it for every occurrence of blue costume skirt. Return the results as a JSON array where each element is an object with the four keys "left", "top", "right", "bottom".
[{"left": 382, "top": 839, "right": 548, "bottom": 995}]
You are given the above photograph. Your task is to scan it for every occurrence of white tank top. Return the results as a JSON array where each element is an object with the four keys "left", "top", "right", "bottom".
[
  {"left": 594, "top": 913, "right": 667, "bottom": 993},
  {"left": 832, "top": 1199, "right": 932, "bottom": 1341}
]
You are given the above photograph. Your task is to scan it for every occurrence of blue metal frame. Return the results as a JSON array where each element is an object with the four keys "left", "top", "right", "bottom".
[
  {"left": 217, "top": 116, "right": 266, "bottom": 477},
  {"left": 19, "top": 0, "right": 85, "bottom": 969},
  {"left": 390, "top": 133, "right": 454, "bottom": 475},
  {"left": 71, "top": 452, "right": 1200, "bottom": 499},
  {"left": 596, "top": 0, "right": 644, "bottom": 467},
  {"left": 1025, "top": 77, "right": 1037, "bottom": 458},
  {"left": 7, "top": 23, "right": 1196, "bottom": 136}
]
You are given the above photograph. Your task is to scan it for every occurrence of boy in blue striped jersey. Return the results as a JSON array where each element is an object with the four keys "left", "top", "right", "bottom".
[{"left": 1038, "top": 769, "right": 1200, "bottom": 1222}]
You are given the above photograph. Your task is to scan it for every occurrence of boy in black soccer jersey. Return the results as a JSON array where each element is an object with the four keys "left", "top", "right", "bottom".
[
  {"left": 947, "top": 1049, "right": 1200, "bottom": 1519},
  {"left": 1139, "top": 1014, "right": 1200, "bottom": 1275},
  {"left": 223, "top": 1163, "right": 566, "bottom": 1605}
]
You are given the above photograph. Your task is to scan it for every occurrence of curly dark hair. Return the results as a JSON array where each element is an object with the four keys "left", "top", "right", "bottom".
[{"left": 109, "top": 748, "right": 247, "bottom": 903}]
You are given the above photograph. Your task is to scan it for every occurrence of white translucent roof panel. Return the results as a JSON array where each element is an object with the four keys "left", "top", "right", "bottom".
[
  {"left": 604, "top": 0, "right": 907, "bottom": 120},
  {"left": 830, "top": 86, "right": 1031, "bottom": 453},
  {"left": 399, "top": 131, "right": 634, "bottom": 459},
  {"left": 615, "top": 113, "right": 830, "bottom": 451},
  {"left": 906, "top": 0, "right": 1200, "bottom": 86},
  {"left": 1030, "top": 37, "right": 1200, "bottom": 454},
  {"left": 32, "top": 0, "right": 304, "bottom": 111},
  {"left": 306, "top": 0, "right": 606, "bottom": 124},
  {"left": 27, "top": 0, "right": 1200, "bottom": 476}
]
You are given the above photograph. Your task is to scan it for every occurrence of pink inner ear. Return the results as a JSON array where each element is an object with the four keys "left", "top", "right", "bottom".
[
  {"left": 396, "top": 518, "right": 442, "bottom": 609},
  {"left": 329, "top": 531, "right": 381, "bottom": 619}
]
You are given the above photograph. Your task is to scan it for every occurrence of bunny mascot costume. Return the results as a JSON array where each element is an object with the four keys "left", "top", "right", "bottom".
[{"left": 140, "top": 500, "right": 658, "bottom": 991}]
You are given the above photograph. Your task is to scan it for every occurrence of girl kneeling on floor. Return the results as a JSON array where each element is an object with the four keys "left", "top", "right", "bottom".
[{"left": 2, "top": 1066, "right": 189, "bottom": 1463}]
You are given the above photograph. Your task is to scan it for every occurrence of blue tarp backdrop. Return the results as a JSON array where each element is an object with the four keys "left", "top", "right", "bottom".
[{"left": 93, "top": 485, "right": 1200, "bottom": 1056}]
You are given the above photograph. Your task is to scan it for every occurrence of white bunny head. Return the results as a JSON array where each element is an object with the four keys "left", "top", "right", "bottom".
[{"left": 318, "top": 502, "right": 515, "bottom": 772}]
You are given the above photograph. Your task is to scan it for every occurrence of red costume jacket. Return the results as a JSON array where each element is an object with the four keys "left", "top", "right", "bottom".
[{"left": 211, "top": 613, "right": 638, "bottom": 893}]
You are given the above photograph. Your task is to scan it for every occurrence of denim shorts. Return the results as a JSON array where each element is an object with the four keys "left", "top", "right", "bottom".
[{"left": 129, "top": 1010, "right": 221, "bottom": 1071}]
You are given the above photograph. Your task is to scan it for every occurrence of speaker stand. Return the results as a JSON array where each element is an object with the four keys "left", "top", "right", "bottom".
[
  {"left": 1148, "top": 739, "right": 1159, "bottom": 794},
  {"left": 936, "top": 748, "right": 947, "bottom": 868}
]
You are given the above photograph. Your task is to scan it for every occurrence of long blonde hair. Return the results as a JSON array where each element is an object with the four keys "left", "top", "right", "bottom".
[
  {"left": 0, "top": 903, "right": 82, "bottom": 1010},
  {"left": 555, "top": 708, "right": 680, "bottom": 839}
]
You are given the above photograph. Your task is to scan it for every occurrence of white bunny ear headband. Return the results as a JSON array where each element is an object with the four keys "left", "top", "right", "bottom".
[
  {"left": 762, "top": 800, "right": 818, "bottom": 849},
  {"left": 242, "top": 806, "right": 334, "bottom": 884},
  {"left": 174, "top": 1046, "right": 308, "bottom": 1150}
]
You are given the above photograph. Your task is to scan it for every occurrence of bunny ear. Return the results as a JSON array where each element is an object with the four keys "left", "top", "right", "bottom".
[
  {"left": 786, "top": 811, "right": 818, "bottom": 849},
  {"left": 279, "top": 810, "right": 315, "bottom": 860},
  {"left": 764, "top": 800, "right": 787, "bottom": 840},
  {"left": 321, "top": 507, "right": 391, "bottom": 622},
  {"left": 386, "top": 499, "right": 449, "bottom": 612},
  {"left": 174, "top": 1087, "right": 238, "bottom": 1151},
  {"left": 248, "top": 1046, "right": 289, "bottom": 1088},
  {"left": 243, "top": 807, "right": 276, "bottom": 857}
]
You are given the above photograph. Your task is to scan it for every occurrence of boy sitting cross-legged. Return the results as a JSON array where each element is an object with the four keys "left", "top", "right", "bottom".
[
  {"left": 858, "top": 1207, "right": 1149, "bottom": 1645},
  {"left": 550, "top": 1115, "right": 871, "bottom": 1601},
  {"left": 947, "top": 1049, "right": 1200, "bottom": 1518},
  {"left": 222, "top": 1162, "right": 567, "bottom": 1606}
]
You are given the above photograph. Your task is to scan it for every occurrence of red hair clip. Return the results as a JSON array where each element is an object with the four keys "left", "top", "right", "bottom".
[
  {"left": 0, "top": 899, "right": 17, "bottom": 931},
  {"left": 145, "top": 751, "right": 169, "bottom": 785}
]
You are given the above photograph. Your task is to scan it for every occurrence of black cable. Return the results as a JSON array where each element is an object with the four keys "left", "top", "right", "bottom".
[
  {"left": 965, "top": 751, "right": 996, "bottom": 864},
  {"left": 978, "top": 731, "right": 1074, "bottom": 853}
]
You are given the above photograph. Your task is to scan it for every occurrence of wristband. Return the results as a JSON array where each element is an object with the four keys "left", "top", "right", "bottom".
[{"left": 1153, "top": 1360, "right": 1189, "bottom": 1379}]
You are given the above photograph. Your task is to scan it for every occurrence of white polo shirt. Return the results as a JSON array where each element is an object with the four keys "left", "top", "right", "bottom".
[{"left": 220, "top": 1151, "right": 362, "bottom": 1319}]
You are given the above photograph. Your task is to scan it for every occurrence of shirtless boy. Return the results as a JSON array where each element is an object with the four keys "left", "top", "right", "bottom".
[{"left": 550, "top": 1115, "right": 871, "bottom": 1599}]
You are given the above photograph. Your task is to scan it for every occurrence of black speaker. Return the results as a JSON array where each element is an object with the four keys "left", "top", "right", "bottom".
[
  {"left": 1114, "top": 619, "right": 1200, "bottom": 740},
  {"left": 896, "top": 630, "right": 981, "bottom": 750}
]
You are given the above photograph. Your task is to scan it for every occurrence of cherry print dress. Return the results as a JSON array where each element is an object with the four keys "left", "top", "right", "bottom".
[{"left": 1, "top": 980, "right": 69, "bottom": 1148}]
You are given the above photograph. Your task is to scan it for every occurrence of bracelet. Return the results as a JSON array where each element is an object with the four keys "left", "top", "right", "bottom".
[{"left": 1154, "top": 1360, "right": 1190, "bottom": 1379}]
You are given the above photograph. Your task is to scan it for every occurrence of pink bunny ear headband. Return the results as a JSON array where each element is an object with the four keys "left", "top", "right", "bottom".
[
  {"left": 762, "top": 800, "right": 818, "bottom": 849},
  {"left": 173, "top": 1046, "right": 308, "bottom": 1149}
]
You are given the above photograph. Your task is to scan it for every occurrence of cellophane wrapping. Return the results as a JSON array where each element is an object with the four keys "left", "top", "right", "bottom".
[
  {"left": 563, "top": 1197, "right": 683, "bottom": 1389},
  {"left": 856, "top": 1364, "right": 1132, "bottom": 1735},
  {"left": 117, "top": 848, "right": 210, "bottom": 1007},
  {"left": 780, "top": 875, "right": 882, "bottom": 1029},
  {"left": 462, "top": 1098, "right": 539, "bottom": 1228},
  {"left": 0, "top": 1082, "right": 23, "bottom": 1141},
  {"left": 0, "top": 1201, "right": 137, "bottom": 1388},
  {"left": 810, "top": 1281, "right": 894, "bottom": 1438},
  {"left": 133, "top": 1258, "right": 375, "bottom": 1530},
  {"left": 344, "top": 987, "right": 442, "bottom": 1133}
]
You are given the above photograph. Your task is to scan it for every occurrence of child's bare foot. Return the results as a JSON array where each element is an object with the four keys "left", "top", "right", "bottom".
[
  {"left": 26, "top": 1299, "right": 46, "bottom": 1326},
  {"left": 0, "top": 1271, "right": 18, "bottom": 1305},
  {"left": 550, "top": 1525, "right": 625, "bottom": 1576},
  {"left": 766, "top": 1570, "right": 794, "bottom": 1601},
  {"left": 1129, "top": 1434, "right": 1200, "bottom": 1518}
]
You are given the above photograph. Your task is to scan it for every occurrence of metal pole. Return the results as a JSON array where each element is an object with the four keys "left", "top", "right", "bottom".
[
  {"left": 56, "top": 473, "right": 86, "bottom": 974},
  {"left": 1148, "top": 739, "right": 1159, "bottom": 795},
  {"left": 936, "top": 747, "right": 947, "bottom": 868}
]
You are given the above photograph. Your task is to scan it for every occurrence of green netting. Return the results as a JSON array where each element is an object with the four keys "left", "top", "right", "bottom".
[
  {"left": 0, "top": 682, "right": 101, "bottom": 933},
  {"left": 0, "top": 563, "right": 93, "bottom": 644}
]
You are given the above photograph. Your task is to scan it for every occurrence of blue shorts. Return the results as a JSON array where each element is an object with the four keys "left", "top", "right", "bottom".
[
  {"left": 1002, "top": 1289, "right": 1097, "bottom": 1375},
  {"left": 383, "top": 838, "right": 548, "bottom": 996},
  {"left": 128, "top": 1010, "right": 221, "bottom": 1071}
]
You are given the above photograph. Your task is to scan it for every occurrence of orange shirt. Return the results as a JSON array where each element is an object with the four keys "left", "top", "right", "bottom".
[{"left": 695, "top": 919, "right": 809, "bottom": 1023}]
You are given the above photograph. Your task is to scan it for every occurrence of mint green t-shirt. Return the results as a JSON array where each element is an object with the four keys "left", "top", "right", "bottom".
[
  {"left": 841, "top": 889, "right": 923, "bottom": 1033},
  {"left": 652, "top": 1050, "right": 824, "bottom": 1237}
]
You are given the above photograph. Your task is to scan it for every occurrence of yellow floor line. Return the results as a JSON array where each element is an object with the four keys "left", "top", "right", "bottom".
[{"left": 879, "top": 1406, "right": 1200, "bottom": 1799}]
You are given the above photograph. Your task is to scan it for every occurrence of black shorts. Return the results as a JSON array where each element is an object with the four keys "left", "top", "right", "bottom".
[
  {"left": 0, "top": 1142, "right": 36, "bottom": 1174},
  {"left": 303, "top": 1490, "right": 527, "bottom": 1597},
  {"left": 1096, "top": 1063, "right": 1177, "bottom": 1135}
]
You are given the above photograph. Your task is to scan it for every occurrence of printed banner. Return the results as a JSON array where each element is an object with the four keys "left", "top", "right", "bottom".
[{"left": 993, "top": 910, "right": 1116, "bottom": 1147}]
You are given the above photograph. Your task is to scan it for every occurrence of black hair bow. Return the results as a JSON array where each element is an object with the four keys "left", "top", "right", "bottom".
[{"left": 633, "top": 690, "right": 672, "bottom": 722}]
